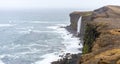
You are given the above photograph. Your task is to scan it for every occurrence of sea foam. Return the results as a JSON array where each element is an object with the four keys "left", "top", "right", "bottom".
[
  {"left": 35, "top": 24, "right": 82, "bottom": 64},
  {"left": 0, "top": 60, "right": 4, "bottom": 64},
  {"left": 0, "top": 24, "right": 15, "bottom": 27}
]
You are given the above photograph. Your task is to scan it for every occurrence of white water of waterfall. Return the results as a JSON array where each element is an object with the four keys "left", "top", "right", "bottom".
[{"left": 77, "top": 16, "right": 82, "bottom": 35}]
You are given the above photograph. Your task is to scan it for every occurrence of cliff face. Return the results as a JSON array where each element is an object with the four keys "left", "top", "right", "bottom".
[
  {"left": 78, "top": 5, "right": 120, "bottom": 64},
  {"left": 51, "top": 11, "right": 93, "bottom": 64},
  {"left": 70, "top": 11, "right": 92, "bottom": 30},
  {"left": 69, "top": 11, "right": 92, "bottom": 38},
  {"left": 70, "top": 12, "right": 81, "bottom": 30}
]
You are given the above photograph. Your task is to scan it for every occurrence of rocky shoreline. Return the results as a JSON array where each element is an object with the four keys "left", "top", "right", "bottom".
[
  {"left": 51, "top": 25, "right": 82, "bottom": 64},
  {"left": 52, "top": 5, "right": 120, "bottom": 64},
  {"left": 51, "top": 53, "right": 81, "bottom": 64}
]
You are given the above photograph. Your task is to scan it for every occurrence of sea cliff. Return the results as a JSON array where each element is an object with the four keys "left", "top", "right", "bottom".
[
  {"left": 52, "top": 5, "right": 120, "bottom": 64},
  {"left": 78, "top": 5, "right": 120, "bottom": 64},
  {"left": 79, "top": 5, "right": 120, "bottom": 64}
]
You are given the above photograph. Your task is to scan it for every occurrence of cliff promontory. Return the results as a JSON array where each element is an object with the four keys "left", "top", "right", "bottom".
[
  {"left": 78, "top": 5, "right": 120, "bottom": 64},
  {"left": 52, "top": 5, "right": 120, "bottom": 64}
]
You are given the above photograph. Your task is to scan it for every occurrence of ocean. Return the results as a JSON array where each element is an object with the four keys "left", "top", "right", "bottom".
[{"left": 0, "top": 9, "right": 82, "bottom": 64}]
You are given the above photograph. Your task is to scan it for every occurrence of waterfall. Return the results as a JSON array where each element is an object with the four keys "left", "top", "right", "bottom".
[{"left": 77, "top": 16, "right": 82, "bottom": 35}]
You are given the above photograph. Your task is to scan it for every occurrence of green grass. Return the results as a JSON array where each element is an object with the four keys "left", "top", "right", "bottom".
[
  {"left": 82, "top": 44, "right": 89, "bottom": 54},
  {"left": 82, "top": 23, "right": 100, "bottom": 54}
]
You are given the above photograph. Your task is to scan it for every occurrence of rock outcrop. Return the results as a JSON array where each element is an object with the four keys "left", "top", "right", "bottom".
[{"left": 78, "top": 5, "right": 120, "bottom": 64}]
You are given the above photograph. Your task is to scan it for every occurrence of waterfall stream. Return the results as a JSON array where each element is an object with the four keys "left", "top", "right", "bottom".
[{"left": 77, "top": 16, "right": 82, "bottom": 35}]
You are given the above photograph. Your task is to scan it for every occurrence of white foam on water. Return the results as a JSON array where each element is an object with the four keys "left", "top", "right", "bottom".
[
  {"left": 0, "top": 54, "right": 14, "bottom": 64},
  {"left": 0, "top": 24, "right": 15, "bottom": 27},
  {"left": 18, "top": 30, "right": 58, "bottom": 34},
  {"left": 18, "top": 31, "right": 30, "bottom": 34},
  {"left": 35, "top": 53, "right": 61, "bottom": 64},
  {"left": 46, "top": 24, "right": 68, "bottom": 30},
  {"left": 15, "top": 27, "right": 33, "bottom": 30},
  {"left": 35, "top": 24, "right": 82, "bottom": 64},
  {"left": 32, "top": 30, "right": 58, "bottom": 33},
  {"left": 30, "top": 21, "right": 61, "bottom": 24},
  {"left": 47, "top": 26, "right": 59, "bottom": 29},
  {"left": 17, "top": 26, "right": 59, "bottom": 34},
  {"left": 0, "top": 60, "right": 4, "bottom": 64},
  {"left": 56, "top": 25, "right": 82, "bottom": 54},
  {"left": 30, "top": 21, "right": 51, "bottom": 23}
]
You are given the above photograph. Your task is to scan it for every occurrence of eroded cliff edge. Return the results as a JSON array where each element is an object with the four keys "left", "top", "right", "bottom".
[{"left": 78, "top": 5, "right": 120, "bottom": 64}]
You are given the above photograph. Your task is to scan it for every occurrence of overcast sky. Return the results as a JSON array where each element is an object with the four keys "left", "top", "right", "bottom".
[{"left": 0, "top": 0, "right": 120, "bottom": 10}]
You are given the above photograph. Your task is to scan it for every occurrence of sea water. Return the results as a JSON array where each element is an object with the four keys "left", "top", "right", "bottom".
[{"left": 0, "top": 9, "right": 82, "bottom": 64}]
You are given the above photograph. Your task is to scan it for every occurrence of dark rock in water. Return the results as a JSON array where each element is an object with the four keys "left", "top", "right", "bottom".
[{"left": 51, "top": 53, "right": 81, "bottom": 64}]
